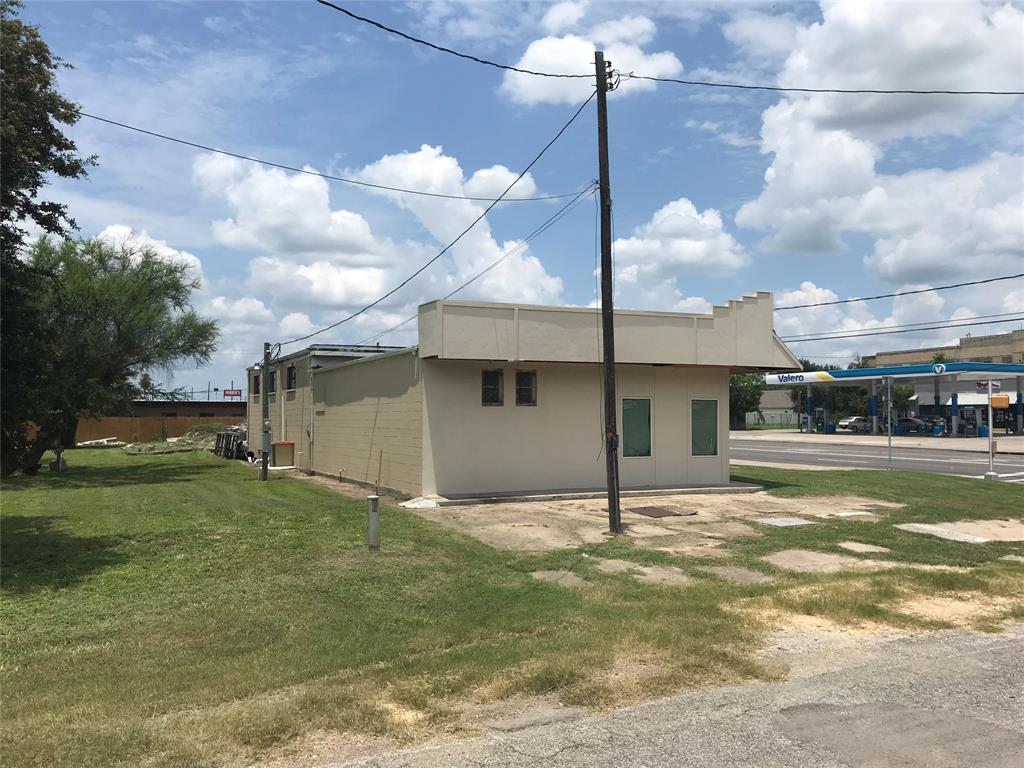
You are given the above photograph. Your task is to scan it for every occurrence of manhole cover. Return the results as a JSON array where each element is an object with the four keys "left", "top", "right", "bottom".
[{"left": 630, "top": 506, "right": 695, "bottom": 518}]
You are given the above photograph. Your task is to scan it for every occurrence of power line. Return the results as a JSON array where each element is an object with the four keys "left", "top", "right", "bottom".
[
  {"left": 278, "top": 90, "right": 597, "bottom": 347},
  {"left": 79, "top": 112, "right": 587, "bottom": 203},
  {"left": 622, "top": 73, "right": 1024, "bottom": 96},
  {"left": 316, "top": 1, "right": 590, "bottom": 78},
  {"left": 355, "top": 183, "right": 598, "bottom": 345},
  {"left": 774, "top": 273, "right": 1024, "bottom": 311},
  {"left": 782, "top": 316, "right": 1024, "bottom": 343},
  {"left": 316, "top": 2, "right": 1024, "bottom": 96},
  {"left": 781, "top": 311, "right": 1023, "bottom": 340}
]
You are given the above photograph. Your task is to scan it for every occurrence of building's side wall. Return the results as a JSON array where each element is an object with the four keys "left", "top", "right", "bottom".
[
  {"left": 863, "top": 330, "right": 1024, "bottom": 367},
  {"left": 312, "top": 350, "right": 423, "bottom": 496},
  {"left": 421, "top": 360, "right": 730, "bottom": 497},
  {"left": 247, "top": 363, "right": 312, "bottom": 468}
]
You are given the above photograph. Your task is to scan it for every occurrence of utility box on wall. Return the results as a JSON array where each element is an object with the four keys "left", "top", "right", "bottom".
[{"left": 271, "top": 440, "right": 295, "bottom": 467}]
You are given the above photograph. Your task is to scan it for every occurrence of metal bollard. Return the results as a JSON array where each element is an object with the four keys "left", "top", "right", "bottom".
[{"left": 367, "top": 495, "right": 380, "bottom": 552}]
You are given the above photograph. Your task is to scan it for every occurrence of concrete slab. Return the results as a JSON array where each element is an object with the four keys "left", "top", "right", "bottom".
[
  {"left": 757, "top": 517, "right": 816, "bottom": 527},
  {"left": 731, "top": 430, "right": 1024, "bottom": 455},
  {"left": 764, "top": 549, "right": 891, "bottom": 574},
  {"left": 895, "top": 523, "right": 989, "bottom": 544},
  {"left": 632, "top": 564, "right": 691, "bottom": 586},
  {"left": 839, "top": 541, "right": 892, "bottom": 554},
  {"left": 699, "top": 565, "right": 773, "bottom": 584},
  {"left": 1001, "top": 554, "right": 1024, "bottom": 563},
  {"left": 594, "top": 558, "right": 640, "bottom": 574},
  {"left": 530, "top": 570, "right": 590, "bottom": 588}
]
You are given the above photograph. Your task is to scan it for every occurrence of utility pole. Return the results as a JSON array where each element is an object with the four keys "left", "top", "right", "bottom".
[
  {"left": 260, "top": 341, "right": 270, "bottom": 481},
  {"left": 595, "top": 50, "right": 621, "bottom": 534}
]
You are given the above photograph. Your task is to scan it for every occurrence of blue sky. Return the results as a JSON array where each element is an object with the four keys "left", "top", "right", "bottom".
[{"left": 21, "top": 0, "right": 1024, "bottom": 392}]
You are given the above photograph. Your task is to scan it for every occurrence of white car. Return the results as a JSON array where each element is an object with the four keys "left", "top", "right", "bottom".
[{"left": 839, "top": 416, "right": 869, "bottom": 432}]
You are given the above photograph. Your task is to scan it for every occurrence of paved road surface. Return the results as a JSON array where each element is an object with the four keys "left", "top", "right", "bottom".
[
  {"left": 336, "top": 626, "right": 1024, "bottom": 767},
  {"left": 730, "top": 439, "right": 1024, "bottom": 481}
]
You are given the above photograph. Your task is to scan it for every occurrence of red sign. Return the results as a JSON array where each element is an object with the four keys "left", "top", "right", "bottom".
[
  {"left": 976, "top": 380, "right": 1002, "bottom": 390},
  {"left": 223, "top": 389, "right": 242, "bottom": 397}
]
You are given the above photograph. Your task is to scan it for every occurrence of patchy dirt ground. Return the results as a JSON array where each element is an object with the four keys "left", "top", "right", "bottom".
[{"left": 409, "top": 493, "right": 902, "bottom": 554}]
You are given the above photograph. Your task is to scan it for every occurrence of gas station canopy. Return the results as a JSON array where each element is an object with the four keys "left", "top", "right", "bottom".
[{"left": 764, "top": 361, "right": 1024, "bottom": 388}]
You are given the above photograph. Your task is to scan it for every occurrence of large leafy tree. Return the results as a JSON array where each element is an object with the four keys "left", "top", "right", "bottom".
[
  {"left": 4, "top": 238, "right": 219, "bottom": 475},
  {"left": 1, "top": 0, "right": 96, "bottom": 473},
  {"left": 729, "top": 373, "right": 766, "bottom": 430},
  {"left": 0, "top": 0, "right": 94, "bottom": 254}
]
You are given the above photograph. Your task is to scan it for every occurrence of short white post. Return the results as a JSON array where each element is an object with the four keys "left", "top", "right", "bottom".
[
  {"left": 885, "top": 376, "right": 894, "bottom": 471},
  {"left": 367, "top": 495, "right": 381, "bottom": 551},
  {"left": 985, "top": 379, "right": 998, "bottom": 481}
]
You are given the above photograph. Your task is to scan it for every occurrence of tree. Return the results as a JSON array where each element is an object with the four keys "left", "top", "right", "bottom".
[
  {"left": 729, "top": 373, "right": 766, "bottom": 430},
  {"left": 0, "top": 0, "right": 95, "bottom": 255},
  {"left": 3, "top": 237, "right": 219, "bottom": 475},
  {"left": 1, "top": 0, "right": 96, "bottom": 473}
]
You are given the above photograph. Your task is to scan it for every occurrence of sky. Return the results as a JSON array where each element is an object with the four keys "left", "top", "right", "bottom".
[{"left": 19, "top": 0, "right": 1024, "bottom": 395}]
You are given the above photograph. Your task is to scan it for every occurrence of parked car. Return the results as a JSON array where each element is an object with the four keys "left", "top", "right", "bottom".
[
  {"left": 897, "top": 417, "right": 929, "bottom": 433},
  {"left": 839, "top": 416, "right": 870, "bottom": 432}
]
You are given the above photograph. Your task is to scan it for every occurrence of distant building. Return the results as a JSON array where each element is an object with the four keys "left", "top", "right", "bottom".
[
  {"left": 862, "top": 329, "right": 1024, "bottom": 367},
  {"left": 128, "top": 400, "right": 246, "bottom": 419},
  {"left": 747, "top": 388, "right": 798, "bottom": 427}
]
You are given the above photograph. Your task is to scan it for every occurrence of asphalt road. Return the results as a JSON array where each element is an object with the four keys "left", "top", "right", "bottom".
[
  {"left": 336, "top": 626, "right": 1024, "bottom": 768},
  {"left": 730, "top": 439, "right": 1024, "bottom": 481}
]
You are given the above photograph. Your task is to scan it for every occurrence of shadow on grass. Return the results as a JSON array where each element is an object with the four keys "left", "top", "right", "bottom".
[
  {"left": 3, "top": 458, "right": 224, "bottom": 490},
  {"left": 1, "top": 515, "right": 124, "bottom": 593},
  {"left": 730, "top": 473, "right": 802, "bottom": 491}
]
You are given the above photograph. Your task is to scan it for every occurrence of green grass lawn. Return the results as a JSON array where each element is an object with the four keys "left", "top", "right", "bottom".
[{"left": 2, "top": 451, "right": 1022, "bottom": 768}]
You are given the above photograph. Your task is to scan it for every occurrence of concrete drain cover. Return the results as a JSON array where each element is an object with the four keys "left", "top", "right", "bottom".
[
  {"left": 756, "top": 517, "right": 816, "bottom": 527},
  {"left": 630, "top": 506, "right": 693, "bottom": 518}
]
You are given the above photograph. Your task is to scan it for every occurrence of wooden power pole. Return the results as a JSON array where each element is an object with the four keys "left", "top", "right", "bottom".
[
  {"left": 260, "top": 341, "right": 270, "bottom": 481},
  {"left": 595, "top": 50, "right": 621, "bottom": 533}
]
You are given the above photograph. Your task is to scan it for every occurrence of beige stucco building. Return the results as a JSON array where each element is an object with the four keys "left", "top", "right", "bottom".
[
  {"left": 862, "top": 329, "right": 1024, "bottom": 367},
  {"left": 248, "top": 294, "right": 800, "bottom": 498}
]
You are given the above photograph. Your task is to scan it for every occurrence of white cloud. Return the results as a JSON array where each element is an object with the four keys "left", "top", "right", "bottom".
[
  {"left": 734, "top": 1, "right": 1024, "bottom": 284},
  {"left": 1004, "top": 289, "right": 1024, "bottom": 313},
  {"left": 278, "top": 312, "right": 317, "bottom": 338},
  {"left": 723, "top": 11, "right": 800, "bottom": 62},
  {"left": 777, "top": 1, "right": 1024, "bottom": 141},
  {"left": 611, "top": 197, "right": 747, "bottom": 311},
  {"left": 463, "top": 165, "right": 540, "bottom": 201},
  {"left": 542, "top": 1, "right": 588, "bottom": 34},
  {"left": 500, "top": 19, "right": 682, "bottom": 105},
  {"left": 685, "top": 119, "right": 759, "bottom": 149},
  {"left": 97, "top": 224, "right": 203, "bottom": 278},
  {"left": 354, "top": 145, "right": 564, "bottom": 304}
]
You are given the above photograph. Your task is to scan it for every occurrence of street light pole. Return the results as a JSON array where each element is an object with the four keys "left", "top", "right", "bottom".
[
  {"left": 985, "top": 378, "right": 998, "bottom": 481},
  {"left": 885, "top": 376, "right": 893, "bottom": 471}
]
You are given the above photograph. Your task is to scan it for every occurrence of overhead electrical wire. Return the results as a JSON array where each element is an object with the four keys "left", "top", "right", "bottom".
[
  {"left": 315, "top": 0, "right": 591, "bottom": 78},
  {"left": 620, "top": 73, "right": 1024, "bottom": 96},
  {"left": 355, "top": 183, "right": 598, "bottom": 346},
  {"left": 277, "top": 90, "right": 597, "bottom": 347},
  {"left": 781, "top": 316, "right": 1024, "bottom": 343},
  {"left": 315, "top": 1, "right": 1024, "bottom": 96},
  {"left": 79, "top": 112, "right": 588, "bottom": 203},
  {"left": 781, "top": 311, "right": 1023, "bottom": 340},
  {"left": 774, "top": 273, "right": 1024, "bottom": 311}
]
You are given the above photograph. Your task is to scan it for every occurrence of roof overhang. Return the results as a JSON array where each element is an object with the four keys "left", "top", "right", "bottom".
[{"left": 765, "top": 362, "right": 1024, "bottom": 388}]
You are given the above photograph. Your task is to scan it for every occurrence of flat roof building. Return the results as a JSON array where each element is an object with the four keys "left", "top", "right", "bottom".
[
  {"left": 248, "top": 294, "right": 800, "bottom": 498},
  {"left": 862, "top": 329, "right": 1024, "bottom": 367}
]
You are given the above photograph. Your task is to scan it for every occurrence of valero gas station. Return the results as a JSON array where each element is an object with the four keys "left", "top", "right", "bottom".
[{"left": 764, "top": 362, "right": 1024, "bottom": 438}]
